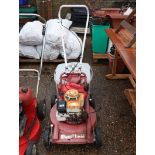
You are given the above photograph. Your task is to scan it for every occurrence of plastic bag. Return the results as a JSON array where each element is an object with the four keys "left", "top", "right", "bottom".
[
  {"left": 36, "top": 43, "right": 60, "bottom": 60},
  {"left": 45, "top": 19, "right": 72, "bottom": 45},
  {"left": 60, "top": 31, "right": 82, "bottom": 59},
  {"left": 19, "top": 21, "right": 43, "bottom": 45},
  {"left": 19, "top": 44, "right": 40, "bottom": 59}
]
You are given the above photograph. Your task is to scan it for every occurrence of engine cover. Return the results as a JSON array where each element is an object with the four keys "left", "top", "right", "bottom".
[
  {"left": 56, "top": 89, "right": 86, "bottom": 124},
  {"left": 65, "top": 89, "right": 84, "bottom": 113}
]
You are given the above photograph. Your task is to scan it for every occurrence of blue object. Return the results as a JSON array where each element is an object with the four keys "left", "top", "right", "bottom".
[{"left": 19, "top": 0, "right": 28, "bottom": 6}]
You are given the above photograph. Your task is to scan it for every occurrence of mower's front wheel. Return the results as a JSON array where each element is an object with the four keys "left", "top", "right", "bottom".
[
  {"left": 51, "top": 95, "right": 57, "bottom": 108},
  {"left": 43, "top": 126, "right": 51, "bottom": 150},
  {"left": 25, "top": 143, "right": 38, "bottom": 155},
  {"left": 37, "top": 100, "right": 46, "bottom": 121},
  {"left": 94, "top": 127, "right": 102, "bottom": 148}
]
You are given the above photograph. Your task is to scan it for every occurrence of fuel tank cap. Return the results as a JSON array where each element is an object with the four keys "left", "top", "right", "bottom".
[{"left": 21, "top": 87, "right": 28, "bottom": 93}]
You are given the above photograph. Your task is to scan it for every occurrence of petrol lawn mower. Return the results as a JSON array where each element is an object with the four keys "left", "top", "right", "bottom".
[
  {"left": 43, "top": 5, "right": 102, "bottom": 149},
  {"left": 19, "top": 13, "right": 47, "bottom": 155}
]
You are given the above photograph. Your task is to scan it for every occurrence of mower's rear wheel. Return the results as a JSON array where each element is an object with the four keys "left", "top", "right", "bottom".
[
  {"left": 37, "top": 100, "right": 46, "bottom": 121},
  {"left": 94, "top": 127, "right": 102, "bottom": 148},
  {"left": 51, "top": 95, "right": 57, "bottom": 108},
  {"left": 43, "top": 126, "right": 51, "bottom": 150},
  {"left": 89, "top": 94, "right": 96, "bottom": 109},
  {"left": 25, "top": 143, "right": 38, "bottom": 155}
]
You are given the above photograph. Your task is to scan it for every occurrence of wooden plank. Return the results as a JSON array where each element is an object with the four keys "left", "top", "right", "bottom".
[
  {"left": 105, "top": 28, "right": 135, "bottom": 50},
  {"left": 118, "top": 50, "right": 136, "bottom": 80},
  {"left": 106, "top": 74, "right": 136, "bottom": 88},
  {"left": 19, "top": 57, "right": 80, "bottom": 63},
  {"left": 19, "top": 58, "right": 64, "bottom": 63},
  {"left": 117, "top": 21, "right": 136, "bottom": 48},
  {"left": 112, "top": 48, "right": 119, "bottom": 76},
  {"left": 125, "top": 8, "right": 136, "bottom": 23},
  {"left": 128, "top": 75, "right": 136, "bottom": 88},
  {"left": 93, "top": 53, "right": 109, "bottom": 63},
  {"left": 92, "top": 8, "right": 127, "bottom": 19},
  {"left": 93, "top": 53, "right": 109, "bottom": 59},
  {"left": 106, "top": 74, "right": 131, "bottom": 80},
  {"left": 120, "top": 20, "right": 136, "bottom": 34},
  {"left": 105, "top": 28, "right": 125, "bottom": 49},
  {"left": 117, "top": 28, "right": 135, "bottom": 48},
  {"left": 100, "top": 8, "right": 121, "bottom": 11},
  {"left": 115, "top": 8, "right": 136, "bottom": 32},
  {"left": 47, "top": 0, "right": 52, "bottom": 19},
  {"left": 124, "top": 89, "right": 136, "bottom": 115},
  {"left": 126, "top": 34, "right": 136, "bottom": 48}
]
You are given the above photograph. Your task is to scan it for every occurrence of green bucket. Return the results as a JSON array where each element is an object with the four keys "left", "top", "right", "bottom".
[{"left": 92, "top": 23, "right": 110, "bottom": 54}]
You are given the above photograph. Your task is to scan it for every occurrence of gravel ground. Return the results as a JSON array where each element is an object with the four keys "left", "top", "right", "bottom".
[{"left": 20, "top": 36, "right": 136, "bottom": 155}]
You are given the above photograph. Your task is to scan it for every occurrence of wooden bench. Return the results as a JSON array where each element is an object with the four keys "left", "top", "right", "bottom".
[
  {"left": 105, "top": 9, "right": 136, "bottom": 115},
  {"left": 105, "top": 29, "right": 136, "bottom": 115},
  {"left": 105, "top": 28, "right": 136, "bottom": 81},
  {"left": 91, "top": 8, "right": 136, "bottom": 28}
]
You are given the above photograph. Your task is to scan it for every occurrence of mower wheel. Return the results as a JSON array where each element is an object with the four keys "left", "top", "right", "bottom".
[
  {"left": 37, "top": 100, "right": 46, "bottom": 121},
  {"left": 51, "top": 95, "right": 57, "bottom": 108},
  {"left": 89, "top": 94, "right": 95, "bottom": 109},
  {"left": 25, "top": 143, "right": 38, "bottom": 155},
  {"left": 43, "top": 126, "right": 51, "bottom": 150},
  {"left": 94, "top": 127, "right": 102, "bottom": 148}
]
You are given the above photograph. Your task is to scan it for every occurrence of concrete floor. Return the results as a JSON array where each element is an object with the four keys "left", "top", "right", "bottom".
[{"left": 20, "top": 36, "right": 136, "bottom": 155}]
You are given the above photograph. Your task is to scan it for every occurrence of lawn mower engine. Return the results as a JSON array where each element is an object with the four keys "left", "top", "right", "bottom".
[{"left": 56, "top": 88, "right": 88, "bottom": 124}]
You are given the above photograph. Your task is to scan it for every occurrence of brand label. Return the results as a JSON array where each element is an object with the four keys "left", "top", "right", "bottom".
[{"left": 60, "top": 133, "right": 85, "bottom": 139}]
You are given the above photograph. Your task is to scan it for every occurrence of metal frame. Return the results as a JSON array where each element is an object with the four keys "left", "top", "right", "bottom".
[
  {"left": 19, "top": 69, "right": 39, "bottom": 98},
  {"left": 19, "top": 13, "right": 47, "bottom": 98},
  {"left": 58, "top": 5, "right": 89, "bottom": 68}
]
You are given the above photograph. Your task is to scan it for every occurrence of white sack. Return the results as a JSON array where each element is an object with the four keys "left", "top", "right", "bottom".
[
  {"left": 36, "top": 43, "right": 60, "bottom": 60},
  {"left": 60, "top": 31, "right": 82, "bottom": 59},
  {"left": 19, "top": 44, "right": 40, "bottom": 59},
  {"left": 19, "top": 21, "right": 43, "bottom": 45},
  {"left": 45, "top": 19, "right": 72, "bottom": 45}
]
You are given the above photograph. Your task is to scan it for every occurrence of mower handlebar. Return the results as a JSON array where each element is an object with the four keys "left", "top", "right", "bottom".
[{"left": 58, "top": 5, "right": 89, "bottom": 67}]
